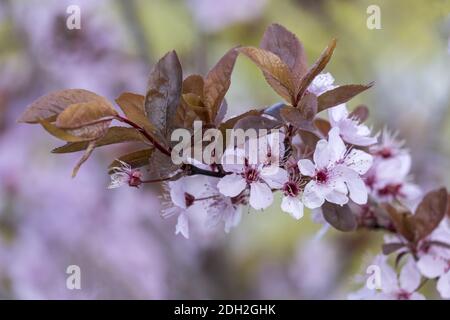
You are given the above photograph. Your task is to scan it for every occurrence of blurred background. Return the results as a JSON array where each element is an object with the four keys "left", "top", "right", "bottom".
[{"left": 0, "top": 0, "right": 449, "bottom": 299}]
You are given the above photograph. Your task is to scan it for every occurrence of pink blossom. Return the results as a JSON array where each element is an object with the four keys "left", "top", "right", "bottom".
[
  {"left": 162, "top": 176, "right": 210, "bottom": 239},
  {"left": 328, "top": 104, "right": 377, "bottom": 146},
  {"left": 365, "top": 129, "right": 422, "bottom": 211},
  {"left": 204, "top": 179, "right": 243, "bottom": 233},
  {"left": 308, "top": 73, "right": 336, "bottom": 96},
  {"left": 218, "top": 135, "right": 288, "bottom": 210},
  {"left": 298, "top": 127, "right": 373, "bottom": 208},
  {"left": 416, "top": 220, "right": 450, "bottom": 298},
  {"left": 349, "top": 255, "right": 424, "bottom": 300},
  {"left": 280, "top": 176, "right": 304, "bottom": 220}
]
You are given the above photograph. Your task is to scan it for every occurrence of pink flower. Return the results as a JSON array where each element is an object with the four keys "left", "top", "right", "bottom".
[
  {"left": 162, "top": 176, "right": 210, "bottom": 239},
  {"left": 370, "top": 128, "right": 406, "bottom": 160},
  {"left": 309, "top": 73, "right": 377, "bottom": 146},
  {"left": 308, "top": 73, "right": 336, "bottom": 96},
  {"left": 416, "top": 221, "right": 450, "bottom": 298},
  {"left": 203, "top": 178, "right": 243, "bottom": 233},
  {"left": 218, "top": 135, "right": 288, "bottom": 210},
  {"left": 349, "top": 255, "right": 425, "bottom": 300},
  {"left": 280, "top": 176, "right": 304, "bottom": 220},
  {"left": 365, "top": 155, "right": 422, "bottom": 210},
  {"left": 365, "top": 129, "right": 422, "bottom": 211},
  {"left": 298, "top": 127, "right": 373, "bottom": 208},
  {"left": 328, "top": 104, "right": 377, "bottom": 146}
]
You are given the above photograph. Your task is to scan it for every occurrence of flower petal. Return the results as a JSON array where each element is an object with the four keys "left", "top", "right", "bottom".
[
  {"left": 224, "top": 208, "right": 242, "bottom": 233},
  {"left": 372, "top": 255, "right": 399, "bottom": 293},
  {"left": 298, "top": 159, "right": 316, "bottom": 177},
  {"left": 249, "top": 181, "right": 273, "bottom": 210},
  {"left": 327, "top": 127, "right": 346, "bottom": 162},
  {"left": 408, "top": 292, "right": 426, "bottom": 300},
  {"left": 399, "top": 256, "right": 421, "bottom": 292},
  {"left": 221, "top": 147, "right": 246, "bottom": 173},
  {"left": 281, "top": 196, "right": 304, "bottom": 220},
  {"left": 417, "top": 254, "right": 447, "bottom": 278},
  {"left": 328, "top": 104, "right": 349, "bottom": 123},
  {"left": 261, "top": 166, "right": 288, "bottom": 189},
  {"left": 308, "top": 72, "right": 335, "bottom": 95},
  {"left": 313, "top": 140, "right": 332, "bottom": 169},
  {"left": 437, "top": 270, "right": 450, "bottom": 299},
  {"left": 175, "top": 213, "right": 189, "bottom": 239},
  {"left": 376, "top": 155, "right": 411, "bottom": 182},
  {"left": 324, "top": 190, "right": 348, "bottom": 205},
  {"left": 346, "top": 175, "right": 368, "bottom": 205},
  {"left": 334, "top": 165, "right": 368, "bottom": 205},
  {"left": 169, "top": 179, "right": 188, "bottom": 208},
  {"left": 344, "top": 149, "right": 373, "bottom": 175},
  {"left": 217, "top": 173, "right": 246, "bottom": 197},
  {"left": 302, "top": 181, "right": 325, "bottom": 209}
]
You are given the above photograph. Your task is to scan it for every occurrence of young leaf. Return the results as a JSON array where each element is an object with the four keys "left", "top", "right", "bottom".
[
  {"left": 382, "top": 242, "right": 405, "bottom": 255},
  {"left": 233, "top": 115, "right": 281, "bottom": 131},
  {"left": 39, "top": 119, "right": 90, "bottom": 142},
  {"left": 52, "top": 127, "right": 146, "bottom": 153},
  {"left": 71, "top": 141, "right": 96, "bottom": 178},
  {"left": 174, "top": 96, "right": 198, "bottom": 130},
  {"left": 349, "top": 105, "right": 369, "bottom": 122},
  {"left": 115, "top": 92, "right": 157, "bottom": 135},
  {"left": 219, "top": 109, "right": 262, "bottom": 131},
  {"left": 297, "top": 130, "right": 320, "bottom": 151},
  {"left": 203, "top": 48, "right": 238, "bottom": 122},
  {"left": 214, "top": 99, "right": 228, "bottom": 126},
  {"left": 56, "top": 100, "right": 117, "bottom": 129},
  {"left": 260, "top": 23, "right": 308, "bottom": 87},
  {"left": 384, "top": 204, "right": 415, "bottom": 242},
  {"left": 412, "top": 187, "right": 448, "bottom": 241},
  {"left": 219, "top": 109, "right": 263, "bottom": 147},
  {"left": 238, "top": 47, "right": 295, "bottom": 102},
  {"left": 322, "top": 202, "right": 357, "bottom": 232},
  {"left": 145, "top": 50, "right": 183, "bottom": 138},
  {"left": 280, "top": 106, "right": 315, "bottom": 133},
  {"left": 317, "top": 83, "right": 373, "bottom": 112},
  {"left": 297, "top": 91, "right": 318, "bottom": 120},
  {"left": 296, "top": 39, "right": 337, "bottom": 102},
  {"left": 18, "top": 89, "right": 110, "bottom": 124},
  {"left": 182, "top": 74, "right": 204, "bottom": 97},
  {"left": 313, "top": 118, "right": 331, "bottom": 136},
  {"left": 264, "top": 102, "right": 288, "bottom": 122},
  {"left": 108, "top": 148, "right": 154, "bottom": 172},
  {"left": 52, "top": 100, "right": 117, "bottom": 141}
]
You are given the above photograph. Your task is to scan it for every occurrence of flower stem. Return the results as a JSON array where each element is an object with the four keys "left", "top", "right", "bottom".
[
  {"left": 116, "top": 116, "right": 230, "bottom": 179},
  {"left": 184, "top": 164, "right": 230, "bottom": 178},
  {"left": 115, "top": 115, "right": 171, "bottom": 157}
]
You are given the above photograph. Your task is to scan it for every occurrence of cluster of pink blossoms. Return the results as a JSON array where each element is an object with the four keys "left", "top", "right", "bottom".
[
  {"left": 110, "top": 72, "right": 377, "bottom": 237},
  {"left": 20, "top": 22, "right": 449, "bottom": 299}
]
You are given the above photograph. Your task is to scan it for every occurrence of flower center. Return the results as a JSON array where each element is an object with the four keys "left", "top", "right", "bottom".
[
  {"left": 377, "top": 183, "right": 402, "bottom": 197},
  {"left": 396, "top": 290, "right": 411, "bottom": 300},
  {"left": 365, "top": 174, "right": 376, "bottom": 189},
  {"left": 128, "top": 170, "right": 142, "bottom": 188},
  {"left": 283, "top": 181, "right": 299, "bottom": 197},
  {"left": 378, "top": 147, "right": 393, "bottom": 159},
  {"left": 315, "top": 169, "right": 328, "bottom": 183},
  {"left": 244, "top": 167, "right": 260, "bottom": 183},
  {"left": 184, "top": 192, "right": 195, "bottom": 207}
]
